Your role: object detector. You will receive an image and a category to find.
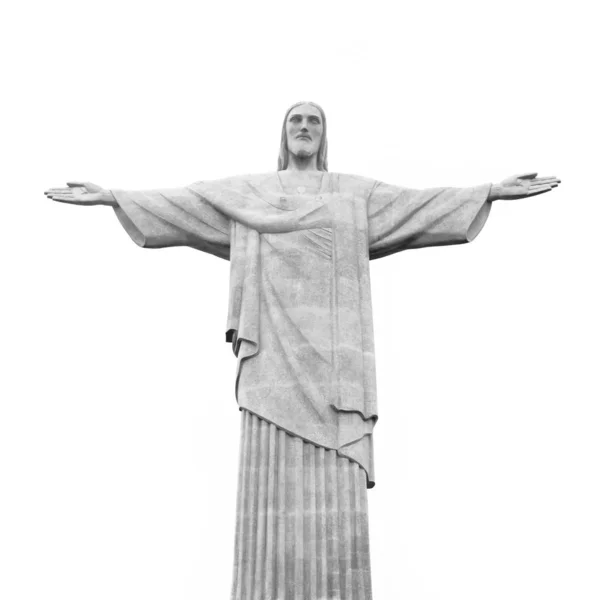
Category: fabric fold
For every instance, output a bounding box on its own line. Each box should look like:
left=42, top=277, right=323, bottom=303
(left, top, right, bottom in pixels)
left=111, top=172, right=493, bottom=490
left=232, top=410, right=372, bottom=600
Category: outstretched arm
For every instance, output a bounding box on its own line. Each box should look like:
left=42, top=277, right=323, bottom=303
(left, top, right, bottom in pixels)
left=368, top=181, right=492, bottom=259
left=367, top=172, right=561, bottom=259
left=45, top=181, right=231, bottom=260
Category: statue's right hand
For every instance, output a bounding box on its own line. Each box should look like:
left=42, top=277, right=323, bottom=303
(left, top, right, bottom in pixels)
left=44, top=182, right=116, bottom=206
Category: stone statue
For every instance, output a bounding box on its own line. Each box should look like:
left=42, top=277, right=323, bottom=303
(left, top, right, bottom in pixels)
left=45, top=101, right=560, bottom=600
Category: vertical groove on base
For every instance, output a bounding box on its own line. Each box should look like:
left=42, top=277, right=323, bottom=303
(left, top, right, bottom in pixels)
left=231, top=410, right=372, bottom=600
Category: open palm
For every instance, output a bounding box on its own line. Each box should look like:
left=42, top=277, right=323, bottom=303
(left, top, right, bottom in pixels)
left=496, top=172, right=561, bottom=200
left=44, top=182, right=115, bottom=206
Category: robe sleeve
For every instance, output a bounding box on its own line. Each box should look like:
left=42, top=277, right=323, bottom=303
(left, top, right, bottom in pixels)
left=367, top=181, right=492, bottom=260
left=111, top=187, right=230, bottom=260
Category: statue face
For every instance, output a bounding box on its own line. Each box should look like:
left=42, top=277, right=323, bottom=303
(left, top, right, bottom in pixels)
left=285, top=103, right=323, bottom=161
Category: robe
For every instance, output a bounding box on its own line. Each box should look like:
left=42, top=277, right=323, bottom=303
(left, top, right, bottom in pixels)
left=112, top=172, right=492, bottom=489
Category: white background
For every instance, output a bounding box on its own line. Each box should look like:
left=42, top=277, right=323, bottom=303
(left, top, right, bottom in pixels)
left=2, top=1, right=599, bottom=599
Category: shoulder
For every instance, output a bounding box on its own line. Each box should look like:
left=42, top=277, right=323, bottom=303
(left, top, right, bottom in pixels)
left=190, top=172, right=276, bottom=188
left=237, top=172, right=277, bottom=186
left=329, top=172, right=380, bottom=196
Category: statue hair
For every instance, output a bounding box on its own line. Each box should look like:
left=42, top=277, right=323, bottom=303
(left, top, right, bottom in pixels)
left=278, top=101, right=328, bottom=172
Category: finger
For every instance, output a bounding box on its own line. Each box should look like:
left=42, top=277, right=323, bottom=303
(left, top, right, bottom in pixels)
left=44, top=192, right=75, bottom=198
left=45, top=187, right=72, bottom=194
left=532, top=176, right=560, bottom=184
left=530, top=180, right=560, bottom=189
left=516, top=172, right=538, bottom=180
left=526, top=185, right=552, bottom=197
left=529, top=181, right=558, bottom=190
left=51, top=194, right=83, bottom=202
left=46, top=193, right=75, bottom=199
left=532, top=180, right=560, bottom=188
left=51, top=197, right=82, bottom=205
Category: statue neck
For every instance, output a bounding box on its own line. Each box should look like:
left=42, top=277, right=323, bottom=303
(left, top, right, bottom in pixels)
left=285, top=151, right=318, bottom=172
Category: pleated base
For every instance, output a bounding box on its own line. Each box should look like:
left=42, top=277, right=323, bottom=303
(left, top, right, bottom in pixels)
left=231, top=410, right=373, bottom=600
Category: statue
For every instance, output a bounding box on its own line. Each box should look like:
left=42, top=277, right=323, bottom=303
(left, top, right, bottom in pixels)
left=45, top=101, right=560, bottom=600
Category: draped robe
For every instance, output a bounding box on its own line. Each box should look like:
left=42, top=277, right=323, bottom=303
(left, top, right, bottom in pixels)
left=112, top=172, right=492, bottom=489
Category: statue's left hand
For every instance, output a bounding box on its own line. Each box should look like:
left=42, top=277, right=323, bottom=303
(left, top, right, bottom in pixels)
left=44, top=181, right=116, bottom=206
left=490, top=172, right=561, bottom=201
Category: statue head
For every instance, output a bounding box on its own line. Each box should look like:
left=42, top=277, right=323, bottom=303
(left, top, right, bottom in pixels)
left=278, top=102, right=328, bottom=171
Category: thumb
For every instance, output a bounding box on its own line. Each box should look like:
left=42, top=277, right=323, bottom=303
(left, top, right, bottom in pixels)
left=67, top=181, right=102, bottom=192
left=515, top=172, right=538, bottom=180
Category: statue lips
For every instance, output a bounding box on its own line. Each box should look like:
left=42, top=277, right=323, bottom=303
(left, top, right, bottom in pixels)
left=296, top=134, right=311, bottom=141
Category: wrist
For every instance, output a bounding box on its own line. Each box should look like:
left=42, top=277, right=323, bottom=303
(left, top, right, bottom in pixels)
left=102, top=190, right=118, bottom=207
left=488, top=184, right=502, bottom=202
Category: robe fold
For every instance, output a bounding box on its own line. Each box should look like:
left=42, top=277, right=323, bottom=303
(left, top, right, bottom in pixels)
left=112, top=172, right=492, bottom=488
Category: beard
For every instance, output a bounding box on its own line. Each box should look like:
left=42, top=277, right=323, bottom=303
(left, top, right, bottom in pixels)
left=286, top=138, right=320, bottom=166
left=294, top=148, right=314, bottom=158
left=289, top=140, right=318, bottom=160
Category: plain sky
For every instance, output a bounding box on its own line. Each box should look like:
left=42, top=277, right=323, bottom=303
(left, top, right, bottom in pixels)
left=2, top=1, right=599, bottom=599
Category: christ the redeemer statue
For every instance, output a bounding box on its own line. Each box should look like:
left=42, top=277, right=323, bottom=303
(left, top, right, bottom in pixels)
left=46, top=102, right=560, bottom=600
